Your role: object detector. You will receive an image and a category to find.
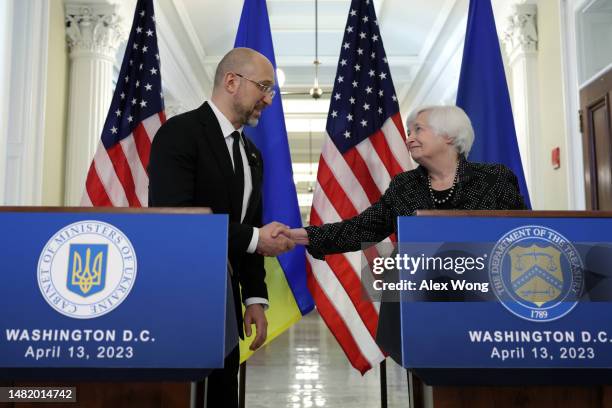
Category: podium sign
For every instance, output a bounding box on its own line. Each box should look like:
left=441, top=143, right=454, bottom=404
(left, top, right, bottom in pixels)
left=397, top=214, right=612, bottom=375
left=0, top=209, right=228, bottom=377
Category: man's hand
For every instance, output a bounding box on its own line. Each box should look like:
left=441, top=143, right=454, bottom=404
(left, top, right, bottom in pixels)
left=244, top=304, right=268, bottom=351
left=257, top=221, right=295, bottom=256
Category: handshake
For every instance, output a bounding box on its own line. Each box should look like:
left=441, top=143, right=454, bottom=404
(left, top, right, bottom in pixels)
left=255, top=222, right=310, bottom=257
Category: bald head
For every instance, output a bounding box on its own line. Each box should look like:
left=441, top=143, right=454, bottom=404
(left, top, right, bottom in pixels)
left=213, top=48, right=273, bottom=90
left=210, top=47, right=275, bottom=129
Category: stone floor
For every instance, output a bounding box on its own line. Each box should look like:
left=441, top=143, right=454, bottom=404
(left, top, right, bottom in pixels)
left=245, top=311, right=410, bottom=408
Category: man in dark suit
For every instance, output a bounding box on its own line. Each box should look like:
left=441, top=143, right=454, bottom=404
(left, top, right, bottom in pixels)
left=148, top=47, right=294, bottom=407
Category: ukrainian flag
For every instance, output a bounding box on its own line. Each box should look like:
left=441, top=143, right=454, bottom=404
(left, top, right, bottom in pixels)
left=234, top=0, right=314, bottom=362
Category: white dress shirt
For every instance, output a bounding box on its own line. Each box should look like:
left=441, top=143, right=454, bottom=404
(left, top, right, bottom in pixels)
left=208, top=101, right=267, bottom=309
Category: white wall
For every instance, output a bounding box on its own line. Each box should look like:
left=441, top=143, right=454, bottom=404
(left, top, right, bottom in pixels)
left=0, top=0, right=13, bottom=203
left=532, top=0, right=570, bottom=210
left=42, top=0, right=69, bottom=205
left=3, top=0, right=49, bottom=205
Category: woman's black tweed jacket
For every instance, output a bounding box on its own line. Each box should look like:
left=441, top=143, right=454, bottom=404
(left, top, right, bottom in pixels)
left=305, top=156, right=527, bottom=260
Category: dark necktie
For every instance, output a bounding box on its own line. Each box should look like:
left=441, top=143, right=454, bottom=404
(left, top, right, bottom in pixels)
left=231, top=131, right=244, bottom=221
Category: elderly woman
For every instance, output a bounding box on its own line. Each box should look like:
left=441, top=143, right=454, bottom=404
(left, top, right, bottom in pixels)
left=288, top=105, right=526, bottom=256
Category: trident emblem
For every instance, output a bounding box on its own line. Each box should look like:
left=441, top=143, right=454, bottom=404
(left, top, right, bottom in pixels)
left=67, top=244, right=108, bottom=297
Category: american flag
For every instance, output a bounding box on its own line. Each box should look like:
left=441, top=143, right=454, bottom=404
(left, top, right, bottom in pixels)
left=307, top=0, right=411, bottom=374
left=82, top=0, right=165, bottom=207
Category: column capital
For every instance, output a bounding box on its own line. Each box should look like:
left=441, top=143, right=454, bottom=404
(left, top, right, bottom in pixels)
left=65, top=2, right=125, bottom=60
left=164, top=102, right=188, bottom=119
left=503, top=3, right=538, bottom=57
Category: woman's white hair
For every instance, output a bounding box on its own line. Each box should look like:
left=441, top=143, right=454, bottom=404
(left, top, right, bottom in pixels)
left=406, top=105, right=474, bottom=156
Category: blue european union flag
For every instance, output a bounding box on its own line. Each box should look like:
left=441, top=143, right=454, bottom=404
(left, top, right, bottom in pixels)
left=456, top=0, right=532, bottom=208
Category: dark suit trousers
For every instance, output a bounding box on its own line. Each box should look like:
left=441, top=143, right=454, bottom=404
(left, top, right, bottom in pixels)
left=205, top=345, right=239, bottom=408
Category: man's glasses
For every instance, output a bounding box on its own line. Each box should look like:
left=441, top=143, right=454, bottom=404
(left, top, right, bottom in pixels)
left=234, top=72, right=276, bottom=99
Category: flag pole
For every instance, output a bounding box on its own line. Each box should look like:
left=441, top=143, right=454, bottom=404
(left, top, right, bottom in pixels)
left=239, top=361, right=247, bottom=408
left=407, top=370, right=425, bottom=408
left=380, top=360, right=388, bottom=408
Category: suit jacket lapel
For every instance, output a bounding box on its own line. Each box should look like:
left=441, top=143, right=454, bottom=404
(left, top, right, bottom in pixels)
left=453, top=158, right=489, bottom=210
left=196, top=102, right=236, bottom=210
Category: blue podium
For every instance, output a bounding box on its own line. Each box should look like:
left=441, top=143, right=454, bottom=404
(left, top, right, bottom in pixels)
left=394, top=211, right=612, bottom=408
left=0, top=207, right=232, bottom=407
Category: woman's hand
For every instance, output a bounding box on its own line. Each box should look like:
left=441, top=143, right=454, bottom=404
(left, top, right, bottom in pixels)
left=270, top=226, right=310, bottom=245
left=287, top=228, right=310, bottom=245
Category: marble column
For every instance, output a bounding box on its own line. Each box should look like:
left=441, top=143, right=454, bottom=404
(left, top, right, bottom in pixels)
left=503, top=2, right=539, bottom=207
left=64, top=1, right=124, bottom=205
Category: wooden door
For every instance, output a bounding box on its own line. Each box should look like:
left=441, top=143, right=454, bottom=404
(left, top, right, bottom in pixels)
left=580, top=67, right=612, bottom=210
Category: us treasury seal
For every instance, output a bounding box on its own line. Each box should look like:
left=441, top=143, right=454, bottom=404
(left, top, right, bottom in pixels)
left=37, top=220, right=137, bottom=319
left=489, top=225, right=583, bottom=322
